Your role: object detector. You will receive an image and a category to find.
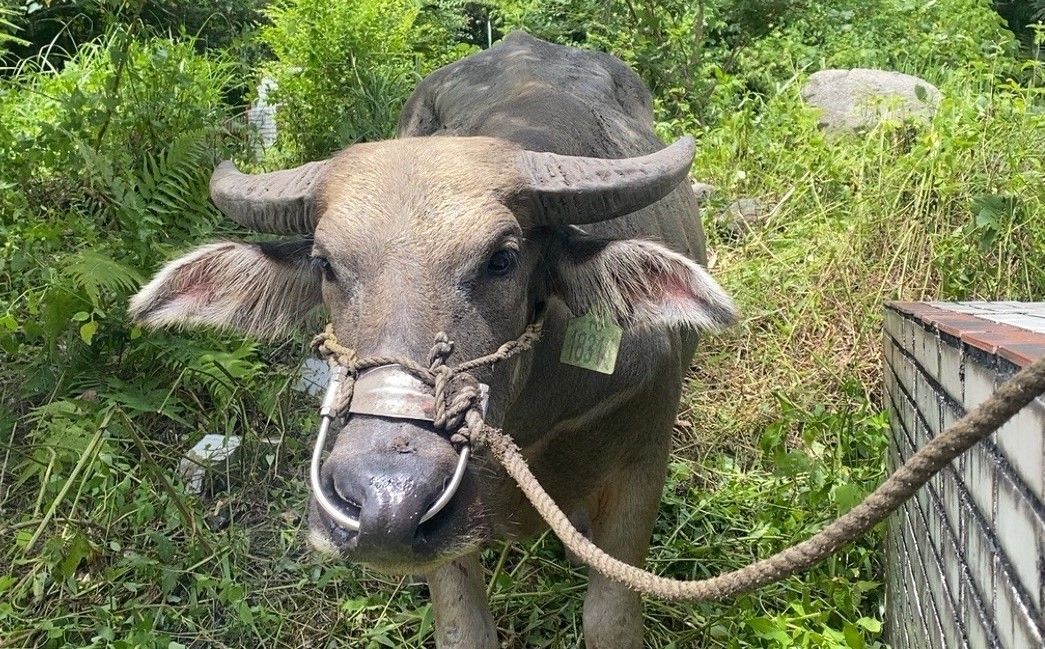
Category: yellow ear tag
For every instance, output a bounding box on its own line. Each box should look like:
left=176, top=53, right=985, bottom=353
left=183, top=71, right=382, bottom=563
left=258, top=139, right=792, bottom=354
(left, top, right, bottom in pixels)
left=559, top=308, right=623, bottom=375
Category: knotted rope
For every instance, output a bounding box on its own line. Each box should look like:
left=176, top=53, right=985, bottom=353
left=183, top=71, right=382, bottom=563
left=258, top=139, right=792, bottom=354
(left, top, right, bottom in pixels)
left=311, top=322, right=544, bottom=443
left=312, top=323, right=1045, bottom=603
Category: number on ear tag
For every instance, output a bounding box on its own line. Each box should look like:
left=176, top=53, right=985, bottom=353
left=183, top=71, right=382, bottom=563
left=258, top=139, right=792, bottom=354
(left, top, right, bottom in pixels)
left=559, top=308, right=623, bottom=375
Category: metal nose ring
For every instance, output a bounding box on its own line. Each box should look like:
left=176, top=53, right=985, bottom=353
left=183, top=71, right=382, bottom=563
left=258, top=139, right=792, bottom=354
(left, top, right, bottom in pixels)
left=309, top=366, right=472, bottom=532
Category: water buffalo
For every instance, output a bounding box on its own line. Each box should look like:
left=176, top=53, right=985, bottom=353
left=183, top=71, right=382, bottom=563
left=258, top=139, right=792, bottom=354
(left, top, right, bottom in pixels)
left=131, top=32, right=735, bottom=648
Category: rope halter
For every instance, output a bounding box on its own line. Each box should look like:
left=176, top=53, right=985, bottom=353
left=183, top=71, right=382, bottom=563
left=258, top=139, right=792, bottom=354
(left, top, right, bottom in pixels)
left=308, top=321, right=543, bottom=532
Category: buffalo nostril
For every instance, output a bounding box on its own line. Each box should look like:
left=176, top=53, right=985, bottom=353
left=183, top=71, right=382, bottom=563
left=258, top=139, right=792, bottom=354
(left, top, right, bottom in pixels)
left=334, top=493, right=362, bottom=516
left=332, top=487, right=362, bottom=513
left=329, top=474, right=364, bottom=515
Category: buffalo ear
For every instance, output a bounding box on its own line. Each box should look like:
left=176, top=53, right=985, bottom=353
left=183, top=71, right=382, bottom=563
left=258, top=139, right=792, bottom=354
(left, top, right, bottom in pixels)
left=130, top=240, right=323, bottom=338
left=551, top=235, right=737, bottom=331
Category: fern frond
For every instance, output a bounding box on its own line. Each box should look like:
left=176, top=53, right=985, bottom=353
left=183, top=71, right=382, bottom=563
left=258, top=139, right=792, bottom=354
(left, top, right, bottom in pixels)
left=80, top=129, right=218, bottom=230
left=154, top=338, right=262, bottom=407
left=63, top=251, right=143, bottom=307
left=137, top=129, right=214, bottom=219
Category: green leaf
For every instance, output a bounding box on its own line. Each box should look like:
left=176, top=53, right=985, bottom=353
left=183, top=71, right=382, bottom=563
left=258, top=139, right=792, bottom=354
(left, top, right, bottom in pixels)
left=747, top=616, right=789, bottom=642
left=974, top=210, right=997, bottom=228
left=914, top=84, right=927, bottom=101
left=971, top=193, right=1015, bottom=228
left=413, top=604, right=434, bottom=641
left=79, top=320, right=98, bottom=345
left=59, top=533, right=93, bottom=579
left=833, top=482, right=866, bottom=514
left=843, top=623, right=865, bottom=649
left=0, top=575, right=17, bottom=594
left=856, top=617, right=883, bottom=633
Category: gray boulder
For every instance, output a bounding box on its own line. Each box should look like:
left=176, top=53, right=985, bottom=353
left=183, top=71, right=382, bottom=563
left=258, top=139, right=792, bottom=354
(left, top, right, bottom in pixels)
left=717, top=198, right=765, bottom=241
left=801, top=69, right=941, bottom=132
left=690, top=180, right=715, bottom=207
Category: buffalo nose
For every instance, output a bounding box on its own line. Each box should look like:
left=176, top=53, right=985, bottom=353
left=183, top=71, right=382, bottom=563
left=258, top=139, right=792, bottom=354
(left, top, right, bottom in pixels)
left=326, top=448, right=452, bottom=553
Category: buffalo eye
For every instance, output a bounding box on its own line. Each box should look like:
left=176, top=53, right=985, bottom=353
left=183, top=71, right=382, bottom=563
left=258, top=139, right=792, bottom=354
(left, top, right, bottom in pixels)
left=312, top=255, right=336, bottom=282
left=486, top=249, right=517, bottom=277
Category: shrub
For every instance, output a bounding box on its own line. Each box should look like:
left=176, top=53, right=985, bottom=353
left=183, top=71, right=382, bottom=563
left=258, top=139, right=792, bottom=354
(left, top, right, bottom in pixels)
left=0, top=31, right=246, bottom=404
left=1, top=0, right=265, bottom=65
left=259, top=0, right=479, bottom=162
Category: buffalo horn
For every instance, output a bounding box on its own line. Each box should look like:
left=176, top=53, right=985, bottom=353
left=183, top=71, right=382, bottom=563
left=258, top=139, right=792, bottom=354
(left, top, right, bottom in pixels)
left=512, top=137, right=696, bottom=225
left=209, top=159, right=331, bottom=234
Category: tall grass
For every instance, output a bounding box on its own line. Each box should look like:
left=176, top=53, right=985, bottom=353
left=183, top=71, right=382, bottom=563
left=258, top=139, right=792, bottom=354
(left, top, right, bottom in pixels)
left=683, top=64, right=1043, bottom=460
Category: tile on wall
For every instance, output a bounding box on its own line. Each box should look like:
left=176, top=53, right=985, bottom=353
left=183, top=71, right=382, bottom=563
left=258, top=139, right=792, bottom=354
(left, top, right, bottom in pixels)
left=914, top=325, right=942, bottom=385
left=994, top=400, right=1045, bottom=505
left=963, top=445, right=996, bottom=529
left=938, top=341, right=964, bottom=404
left=884, top=303, right=1044, bottom=647
left=995, top=472, right=1042, bottom=611
left=964, top=358, right=998, bottom=413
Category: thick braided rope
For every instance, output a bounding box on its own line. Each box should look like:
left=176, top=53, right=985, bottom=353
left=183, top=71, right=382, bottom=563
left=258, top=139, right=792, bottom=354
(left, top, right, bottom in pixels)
left=472, top=354, right=1045, bottom=602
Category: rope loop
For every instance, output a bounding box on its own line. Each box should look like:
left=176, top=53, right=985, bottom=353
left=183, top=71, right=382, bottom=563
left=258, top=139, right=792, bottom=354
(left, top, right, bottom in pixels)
left=312, top=324, right=357, bottom=369
left=313, top=321, right=541, bottom=441
left=428, top=332, right=454, bottom=370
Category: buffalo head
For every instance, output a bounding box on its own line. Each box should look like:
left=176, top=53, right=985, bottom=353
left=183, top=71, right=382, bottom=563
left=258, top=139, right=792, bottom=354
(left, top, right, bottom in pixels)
left=130, top=135, right=735, bottom=572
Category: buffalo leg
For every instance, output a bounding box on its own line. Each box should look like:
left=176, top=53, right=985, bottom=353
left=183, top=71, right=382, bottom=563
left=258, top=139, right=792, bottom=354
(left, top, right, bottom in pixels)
left=582, top=446, right=670, bottom=649
left=428, top=552, right=498, bottom=649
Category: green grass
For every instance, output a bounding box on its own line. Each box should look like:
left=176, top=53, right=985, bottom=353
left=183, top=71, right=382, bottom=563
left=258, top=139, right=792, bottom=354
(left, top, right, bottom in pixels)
left=0, top=388, right=890, bottom=649
left=2, top=1, right=1043, bottom=647
left=684, top=62, right=1043, bottom=457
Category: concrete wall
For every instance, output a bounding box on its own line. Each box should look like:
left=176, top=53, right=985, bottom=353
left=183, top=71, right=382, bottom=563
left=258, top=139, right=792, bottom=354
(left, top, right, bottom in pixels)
left=883, top=301, right=1045, bottom=648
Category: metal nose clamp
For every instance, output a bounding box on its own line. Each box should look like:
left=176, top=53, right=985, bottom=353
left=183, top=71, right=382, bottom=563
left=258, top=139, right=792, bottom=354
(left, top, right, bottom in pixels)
left=309, top=365, right=484, bottom=532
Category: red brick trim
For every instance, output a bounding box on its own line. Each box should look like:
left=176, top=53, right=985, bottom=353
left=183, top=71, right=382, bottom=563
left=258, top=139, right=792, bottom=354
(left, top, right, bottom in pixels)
left=887, top=302, right=1045, bottom=368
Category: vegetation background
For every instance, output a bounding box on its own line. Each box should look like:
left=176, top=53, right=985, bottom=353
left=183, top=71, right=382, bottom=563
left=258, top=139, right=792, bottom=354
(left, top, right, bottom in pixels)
left=0, top=1, right=1041, bottom=647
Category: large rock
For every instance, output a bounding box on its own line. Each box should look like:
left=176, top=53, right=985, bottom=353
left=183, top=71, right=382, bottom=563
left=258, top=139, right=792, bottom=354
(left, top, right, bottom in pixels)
left=801, top=69, right=941, bottom=132
left=690, top=180, right=715, bottom=207
left=716, top=198, right=765, bottom=241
